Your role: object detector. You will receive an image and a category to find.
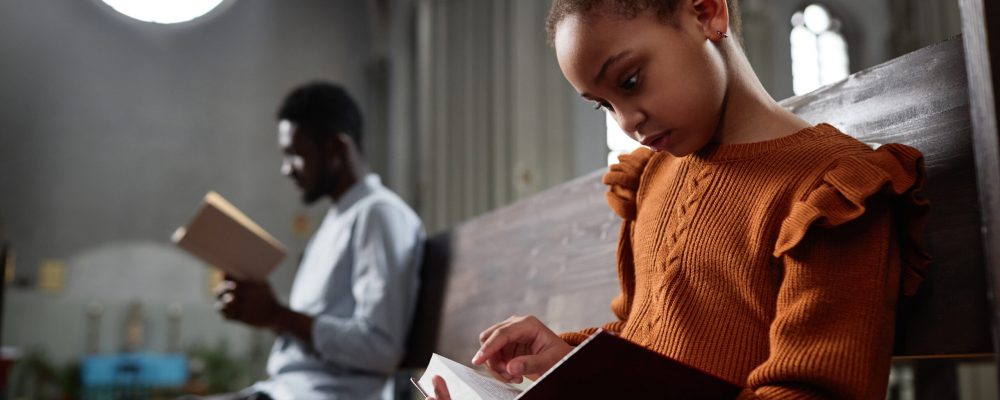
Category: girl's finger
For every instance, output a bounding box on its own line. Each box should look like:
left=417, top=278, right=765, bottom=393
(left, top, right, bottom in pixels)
left=474, top=321, right=535, bottom=365
left=478, top=319, right=511, bottom=344
left=432, top=375, right=450, bottom=400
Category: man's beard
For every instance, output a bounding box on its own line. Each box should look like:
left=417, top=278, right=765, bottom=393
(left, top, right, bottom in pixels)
left=301, top=173, right=335, bottom=205
left=301, top=188, right=324, bottom=205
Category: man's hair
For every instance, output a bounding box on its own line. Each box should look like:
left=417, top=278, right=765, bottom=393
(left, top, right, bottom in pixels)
left=545, top=0, right=742, bottom=46
left=276, top=81, right=364, bottom=154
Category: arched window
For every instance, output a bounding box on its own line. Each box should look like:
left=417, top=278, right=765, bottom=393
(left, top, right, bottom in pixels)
left=606, top=113, right=641, bottom=166
left=99, top=0, right=230, bottom=24
left=790, top=4, right=849, bottom=95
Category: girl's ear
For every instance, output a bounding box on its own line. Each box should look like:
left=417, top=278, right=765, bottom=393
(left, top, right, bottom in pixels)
left=691, top=0, right=730, bottom=41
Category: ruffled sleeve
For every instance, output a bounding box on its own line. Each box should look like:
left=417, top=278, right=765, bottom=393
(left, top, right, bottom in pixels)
left=603, top=147, right=655, bottom=220
left=773, top=143, right=931, bottom=295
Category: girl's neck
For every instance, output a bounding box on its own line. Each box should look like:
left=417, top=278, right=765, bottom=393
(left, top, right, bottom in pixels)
left=712, top=42, right=811, bottom=145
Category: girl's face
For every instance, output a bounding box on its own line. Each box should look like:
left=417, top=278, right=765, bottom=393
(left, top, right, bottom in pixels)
left=554, top=6, right=728, bottom=156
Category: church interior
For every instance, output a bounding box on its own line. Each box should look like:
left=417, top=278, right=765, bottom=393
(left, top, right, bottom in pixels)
left=1, top=0, right=998, bottom=399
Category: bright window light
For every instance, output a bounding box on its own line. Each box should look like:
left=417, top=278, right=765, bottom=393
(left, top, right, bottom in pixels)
left=101, top=0, right=227, bottom=24
left=802, top=4, right=831, bottom=33
left=606, top=113, right=641, bottom=166
left=790, top=4, right=849, bottom=95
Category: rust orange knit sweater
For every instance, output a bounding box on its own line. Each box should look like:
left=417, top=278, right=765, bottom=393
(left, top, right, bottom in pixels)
left=559, top=124, right=930, bottom=399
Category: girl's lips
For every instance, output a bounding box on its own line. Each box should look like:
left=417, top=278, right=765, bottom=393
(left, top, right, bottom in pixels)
left=643, top=132, right=670, bottom=152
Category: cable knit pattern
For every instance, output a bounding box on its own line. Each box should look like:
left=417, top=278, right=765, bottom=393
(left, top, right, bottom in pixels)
left=560, top=124, right=930, bottom=399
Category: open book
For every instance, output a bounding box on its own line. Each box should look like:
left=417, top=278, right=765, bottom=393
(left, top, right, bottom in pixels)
left=413, top=330, right=743, bottom=399
left=172, top=191, right=286, bottom=282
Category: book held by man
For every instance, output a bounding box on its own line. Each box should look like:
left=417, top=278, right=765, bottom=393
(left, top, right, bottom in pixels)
left=172, top=191, right=286, bottom=282
left=413, top=329, right=743, bottom=399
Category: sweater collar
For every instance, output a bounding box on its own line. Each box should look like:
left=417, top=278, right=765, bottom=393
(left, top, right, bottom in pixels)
left=691, top=123, right=837, bottom=163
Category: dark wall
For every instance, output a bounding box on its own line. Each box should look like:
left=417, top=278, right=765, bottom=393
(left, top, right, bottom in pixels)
left=0, top=0, right=373, bottom=285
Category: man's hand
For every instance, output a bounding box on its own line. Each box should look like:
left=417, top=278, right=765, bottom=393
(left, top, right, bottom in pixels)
left=215, top=278, right=285, bottom=329
left=472, top=315, right=572, bottom=384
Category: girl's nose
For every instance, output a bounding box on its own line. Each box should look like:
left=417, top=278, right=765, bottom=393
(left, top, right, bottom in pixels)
left=616, top=107, right=646, bottom=137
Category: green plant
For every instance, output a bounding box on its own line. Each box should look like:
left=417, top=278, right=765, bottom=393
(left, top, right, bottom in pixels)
left=184, top=341, right=245, bottom=394
left=7, top=349, right=79, bottom=400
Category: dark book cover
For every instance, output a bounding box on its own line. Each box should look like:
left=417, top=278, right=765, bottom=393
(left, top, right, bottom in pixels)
left=519, top=330, right=743, bottom=399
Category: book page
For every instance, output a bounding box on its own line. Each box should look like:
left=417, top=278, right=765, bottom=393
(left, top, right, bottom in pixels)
left=416, top=354, right=522, bottom=400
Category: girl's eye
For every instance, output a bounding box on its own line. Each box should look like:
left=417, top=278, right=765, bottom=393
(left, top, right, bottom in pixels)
left=620, top=73, right=639, bottom=91
left=594, top=101, right=614, bottom=112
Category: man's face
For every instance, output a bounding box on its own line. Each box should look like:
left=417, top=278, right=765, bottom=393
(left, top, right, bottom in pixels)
left=278, top=120, right=331, bottom=204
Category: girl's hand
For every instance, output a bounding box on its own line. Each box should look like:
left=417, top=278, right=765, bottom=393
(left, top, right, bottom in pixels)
left=472, top=315, right=573, bottom=383
left=427, top=375, right=451, bottom=400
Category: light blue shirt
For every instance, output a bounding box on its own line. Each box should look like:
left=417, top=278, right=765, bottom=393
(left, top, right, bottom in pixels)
left=254, top=174, right=424, bottom=400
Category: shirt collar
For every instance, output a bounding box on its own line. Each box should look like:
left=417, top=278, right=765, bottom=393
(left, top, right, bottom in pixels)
left=332, top=173, right=380, bottom=213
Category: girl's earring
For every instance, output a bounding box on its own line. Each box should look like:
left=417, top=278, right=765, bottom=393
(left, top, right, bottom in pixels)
left=717, top=30, right=729, bottom=39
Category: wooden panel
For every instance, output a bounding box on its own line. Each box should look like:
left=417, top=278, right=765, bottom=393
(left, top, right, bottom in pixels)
left=431, top=169, right=620, bottom=364
left=782, top=37, right=993, bottom=358
left=0, top=241, right=6, bottom=345
left=405, top=36, right=992, bottom=367
left=401, top=171, right=619, bottom=368
left=959, top=0, right=1000, bottom=373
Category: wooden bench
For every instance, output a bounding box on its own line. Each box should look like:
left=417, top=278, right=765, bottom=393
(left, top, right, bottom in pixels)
left=400, top=35, right=997, bottom=383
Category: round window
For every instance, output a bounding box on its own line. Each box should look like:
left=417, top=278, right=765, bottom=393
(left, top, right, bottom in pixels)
left=99, top=0, right=231, bottom=25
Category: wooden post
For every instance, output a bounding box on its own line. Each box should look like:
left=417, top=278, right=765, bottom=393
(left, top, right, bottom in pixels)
left=0, top=242, right=5, bottom=346
left=958, top=0, right=1000, bottom=383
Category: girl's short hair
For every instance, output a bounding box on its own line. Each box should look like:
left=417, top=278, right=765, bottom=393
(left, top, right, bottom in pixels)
left=545, top=0, right=742, bottom=46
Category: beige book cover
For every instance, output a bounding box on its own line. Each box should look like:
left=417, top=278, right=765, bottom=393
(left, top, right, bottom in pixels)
left=172, top=191, right=286, bottom=282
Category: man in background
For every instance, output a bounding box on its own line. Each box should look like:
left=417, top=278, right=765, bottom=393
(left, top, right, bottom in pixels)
left=211, top=82, right=424, bottom=400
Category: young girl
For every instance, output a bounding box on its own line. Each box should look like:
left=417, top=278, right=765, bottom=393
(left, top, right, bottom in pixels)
left=430, top=0, right=929, bottom=398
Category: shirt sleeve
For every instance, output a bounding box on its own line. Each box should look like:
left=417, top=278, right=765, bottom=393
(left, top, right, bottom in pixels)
left=310, top=202, right=424, bottom=374
left=745, top=197, right=900, bottom=399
